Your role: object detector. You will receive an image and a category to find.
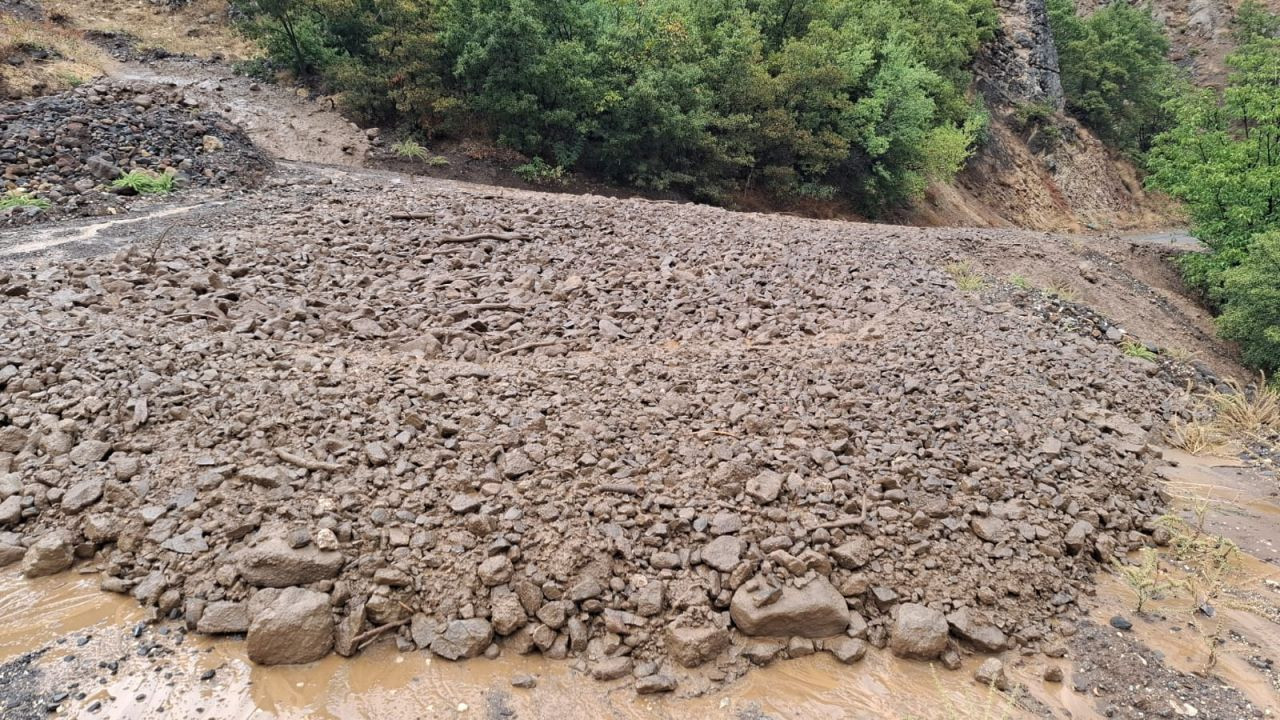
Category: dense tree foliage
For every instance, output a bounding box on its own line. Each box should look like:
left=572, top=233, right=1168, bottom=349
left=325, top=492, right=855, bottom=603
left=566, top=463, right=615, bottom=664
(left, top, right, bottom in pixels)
left=232, top=0, right=996, bottom=212
left=1047, top=0, right=1175, bottom=154
left=1146, top=1, right=1280, bottom=373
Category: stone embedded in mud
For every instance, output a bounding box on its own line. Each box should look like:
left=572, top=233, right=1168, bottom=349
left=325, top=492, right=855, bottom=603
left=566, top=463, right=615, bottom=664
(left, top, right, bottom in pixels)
left=478, top=555, right=513, bottom=587
left=829, top=537, right=872, bottom=570
left=824, top=637, right=868, bottom=664
left=0, top=495, right=21, bottom=527
left=0, top=543, right=24, bottom=567
left=68, top=440, right=111, bottom=466
left=237, top=465, right=285, bottom=489
left=730, top=576, right=849, bottom=638
left=430, top=619, right=493, bottom=660
left=60, top=478, right=103, bottom=514
left=590, top=656, right=633, bottom=681
left=22, top=532, right=73, bottom=578
left=197, top=601, right=250, bottom=634
left=946, top=607, right=1007, bottom=652
left=490, top=592, right=528, bottom=636
left=236, top=537, right=344, bottom=587
left=890, top=603, right=950, bottom=660
left=635, top=673, right=677, bottom=694
left=742, top=639, right=787, bottom=666
left=247, top=587, right=334, bottom=665
left=746, top=470, right=783, bottom=503
left=665, top=625, right=730, bottom=668
left=974, top=658, right=1009, bottom=690
left=701, top=535, right=743, bottom=572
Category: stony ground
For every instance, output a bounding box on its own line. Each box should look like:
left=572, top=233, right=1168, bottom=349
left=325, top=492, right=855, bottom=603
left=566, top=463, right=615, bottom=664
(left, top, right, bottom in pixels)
left=0, top=146, right=1235, bottom=698
left=1, top=77, right=268, bottom=225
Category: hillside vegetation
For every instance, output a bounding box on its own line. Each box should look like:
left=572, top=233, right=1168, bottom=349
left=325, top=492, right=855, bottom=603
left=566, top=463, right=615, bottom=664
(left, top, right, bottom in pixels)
left=233, top=0, right=996, bottom=214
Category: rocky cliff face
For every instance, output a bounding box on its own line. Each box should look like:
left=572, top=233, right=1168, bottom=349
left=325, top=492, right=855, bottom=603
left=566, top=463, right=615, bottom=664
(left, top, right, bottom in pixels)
left=904, top=0, right=1171, bottom=232
left=976, top=0, right=1064, bottom=110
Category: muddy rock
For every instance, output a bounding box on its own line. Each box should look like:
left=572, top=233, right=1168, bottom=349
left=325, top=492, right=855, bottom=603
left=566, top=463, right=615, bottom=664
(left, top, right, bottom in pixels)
left=946, top=607, right=1007, bottom=652
left=635, top=673, right=677, bottom=694
left=890, top=603, right=950, bottom=660
left=236, top=537, right=344, bottom=587
left=590, top=656, right=633, bottom=681
left=665, top=625, right=730, bottom=668
left=0, top=542, right=24, bottom=567
left=197, top=601, right=250, bottom=634
left=974, top=657, right=1009, bottom=690
left=430, top=619, right=493, bottom=660
left=823, top=636, right=868, bottom=664
left=21, top=532, right=73, bottom=578
left=730, top=576, right=849, bottom=637
left=246, top=587, right=334, bottom=665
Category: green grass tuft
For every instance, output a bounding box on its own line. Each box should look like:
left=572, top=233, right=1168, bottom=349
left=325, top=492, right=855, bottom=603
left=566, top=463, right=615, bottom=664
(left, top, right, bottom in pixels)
left=392, top=138, right=429, bottom=160
left=111, top=170, right=175, bottom=195
left=0, top=189, right=52, bottom=212
left=1122, top=340, right=1159, bottom=362
left=944, top=261, right=987, bottom=292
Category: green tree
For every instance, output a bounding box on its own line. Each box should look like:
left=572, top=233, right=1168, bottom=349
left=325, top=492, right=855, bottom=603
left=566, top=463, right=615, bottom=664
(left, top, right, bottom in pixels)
left=1048, top=0, right=1175, bottom=153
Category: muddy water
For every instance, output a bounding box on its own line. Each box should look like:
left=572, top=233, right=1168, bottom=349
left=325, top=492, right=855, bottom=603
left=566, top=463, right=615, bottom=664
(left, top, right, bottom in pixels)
left=0, top=569, right=1058, bottom=720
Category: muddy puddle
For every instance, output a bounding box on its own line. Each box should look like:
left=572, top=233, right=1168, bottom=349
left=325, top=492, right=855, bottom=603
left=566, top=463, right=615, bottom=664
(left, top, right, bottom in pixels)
left=0, top=568, right=1064, bottom=720
left=3, top=447, right=1278, bottom=720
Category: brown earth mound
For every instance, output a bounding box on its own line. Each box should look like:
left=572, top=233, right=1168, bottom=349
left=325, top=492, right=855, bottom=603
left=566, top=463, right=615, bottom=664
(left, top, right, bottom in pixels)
left=0, top=171, right=1210, bottom=693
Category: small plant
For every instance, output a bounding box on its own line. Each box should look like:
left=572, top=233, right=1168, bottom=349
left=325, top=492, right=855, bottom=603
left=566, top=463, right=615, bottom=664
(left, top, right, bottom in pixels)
left=1165, top=347, right=1200, bottom=364
left=0, top=189, right=52, bottom=212
left=1008, top=274, right=1033, bottom=290
left=1045, top=282, right=1078, bottom=302
left=1114, top=548, right=1171, bottom=613
left=392, top=138, right=429, bottom=160
left=514, top=157, right=566, bottom=185
left=427, top=155, right=450, bottom=167
left=1165, top=419, right=1226, bottom=455
left=944, top=261, right=987, bottom=291
left=1122, top=341, right=1159, bottom=362
left=111, top=169, right=174, bottom=195
left=1013, top=102, right=1055, bottom=129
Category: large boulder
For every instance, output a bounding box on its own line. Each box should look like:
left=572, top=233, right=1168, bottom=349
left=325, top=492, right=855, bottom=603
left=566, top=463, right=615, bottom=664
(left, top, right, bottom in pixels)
left=246, top=587, right=334, bottom=665
left=890, top=603, right=949, bottom=660
left=665, top=625, right=730, bottom=668
left=236, top=537, right=344, bottom=587
left=730, top=576, right=849, bottom=637
left=22, top=532, right=73, bottom=578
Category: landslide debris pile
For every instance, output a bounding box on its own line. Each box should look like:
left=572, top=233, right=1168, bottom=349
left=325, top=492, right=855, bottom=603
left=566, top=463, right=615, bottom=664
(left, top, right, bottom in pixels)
left=0, top=79, right=268, bottom=225
left=0, top=178, right=1189, bottom=691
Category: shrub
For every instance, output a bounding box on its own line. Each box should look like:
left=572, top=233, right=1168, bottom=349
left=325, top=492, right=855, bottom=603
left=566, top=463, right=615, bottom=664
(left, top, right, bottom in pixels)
left=514, top=158, right=566, bottom=185
left=392, top=138, right=428, bottom=160
left=0, top=189, right=51, bottom=211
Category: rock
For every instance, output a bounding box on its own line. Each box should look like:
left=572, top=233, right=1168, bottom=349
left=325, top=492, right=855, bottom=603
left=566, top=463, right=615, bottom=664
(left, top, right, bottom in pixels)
left=510, top=673, right=537, bottom=689
left=0, top=427, right=26, bottom=453
left=0, top=496, right=21, bottom=526
left=590, top=656, right=633, bottom=681
left=68, top=440, right=111, bottom=466
left=490, top=593, right=528, bottom=636
left=890, top=603, right=949, bottom=660
left=742, top=639, right=786, bottom=665
left=334, top=602, right=367, bottom=656
left=246, top=587, right=334, bottom=665
left=1044, top=665, right=1064, bottom=683
left=430, top=619, right=493, bottom=660
left=85, top=154, right=121, bottom=181
left=22, top=532, right=73, bottom=578
left=0, top=474, right=20, bottom=500
left=0, top=543, right=24, bottom=567
left=1109, top=615, right=1132, bottom=631
left=202, top=135, right=224, bottom=153
left=448, top=493, right=482, bottom=514
left=1065, top=520, right=1093, bottom=555
left=824, top=637, right=868, bottom=664
left=830, top=536, right=871, bottom=569
left=478, top=555, right=513, bottom=586
left=60, top=478, right=104, bottom=513
left=730, top=576, right=849, bottom=637
left=701, top=535, right=743, bottom=572
left=786, top=636, right=815, bottom=657
left=635, top=673, right=677, bottom=694
left=665, top=625, right=730, bottom=668
left=970, top=516, right=1005, bottom=543
left=946, top=607, right=1007, bottom=652
left=237, top=465, right=285, bottom=488
left=746, top=470, right=783, bottom=503
left=197, top=601, right=250, bottom=634
left=236, top=537, right=344, bottom=587
left=974, top=658, right=1009, bottom=690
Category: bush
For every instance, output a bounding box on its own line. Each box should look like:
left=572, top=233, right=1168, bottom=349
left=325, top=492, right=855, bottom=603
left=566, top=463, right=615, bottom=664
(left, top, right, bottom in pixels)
left=1216, top=232, right=1280, bottom=373
left=111, top=170, right=175, bottom=195
left=232, top=0, right=998, bottom=215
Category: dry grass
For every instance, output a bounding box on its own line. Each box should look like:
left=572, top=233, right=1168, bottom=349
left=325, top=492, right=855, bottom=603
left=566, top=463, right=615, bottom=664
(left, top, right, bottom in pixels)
left=0, top=15, right=112, bottom=97
left=1045, top=282, right=1078, bottom=302
left=1165, top=419, right=1227, bottom=455
left=1203, top=373, right=1279, bottom=440
left=44, top=0, right=256, bottom=59
left=944, top=261, right=987, bottom=292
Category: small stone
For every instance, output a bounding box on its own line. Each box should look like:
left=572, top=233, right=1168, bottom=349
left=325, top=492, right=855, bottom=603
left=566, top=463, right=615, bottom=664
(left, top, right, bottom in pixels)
left=665, top=626, right=730, bottom=668
left=1109, top=615, right=1132, bottom=631
left=510, top=673, right=537, bottom=689
left=478, top=555, right=513, bottom=586
left=890, top=603, right=949, bottom=660
left=22, top=532, right=73, bottom=578
left=68, top=440, right=111, bottom=466
left=825, top=637, right=868, bottom=664
left=701, top=535, right=743, bottom=572
left=1044, top=665, right=1064, bottom=683
left=590, top=656, right=633, bottom=681
left=197, top=602, right=249, bottom=634
left=746, top=470, right=783, bottom=503
left=974, top=658, right=1009, bottom=691
left=430, top=619, right=493, bottom=660
left=635, top=673, right=677, bottom=694
left=449, top=494, right=482, bottom=514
